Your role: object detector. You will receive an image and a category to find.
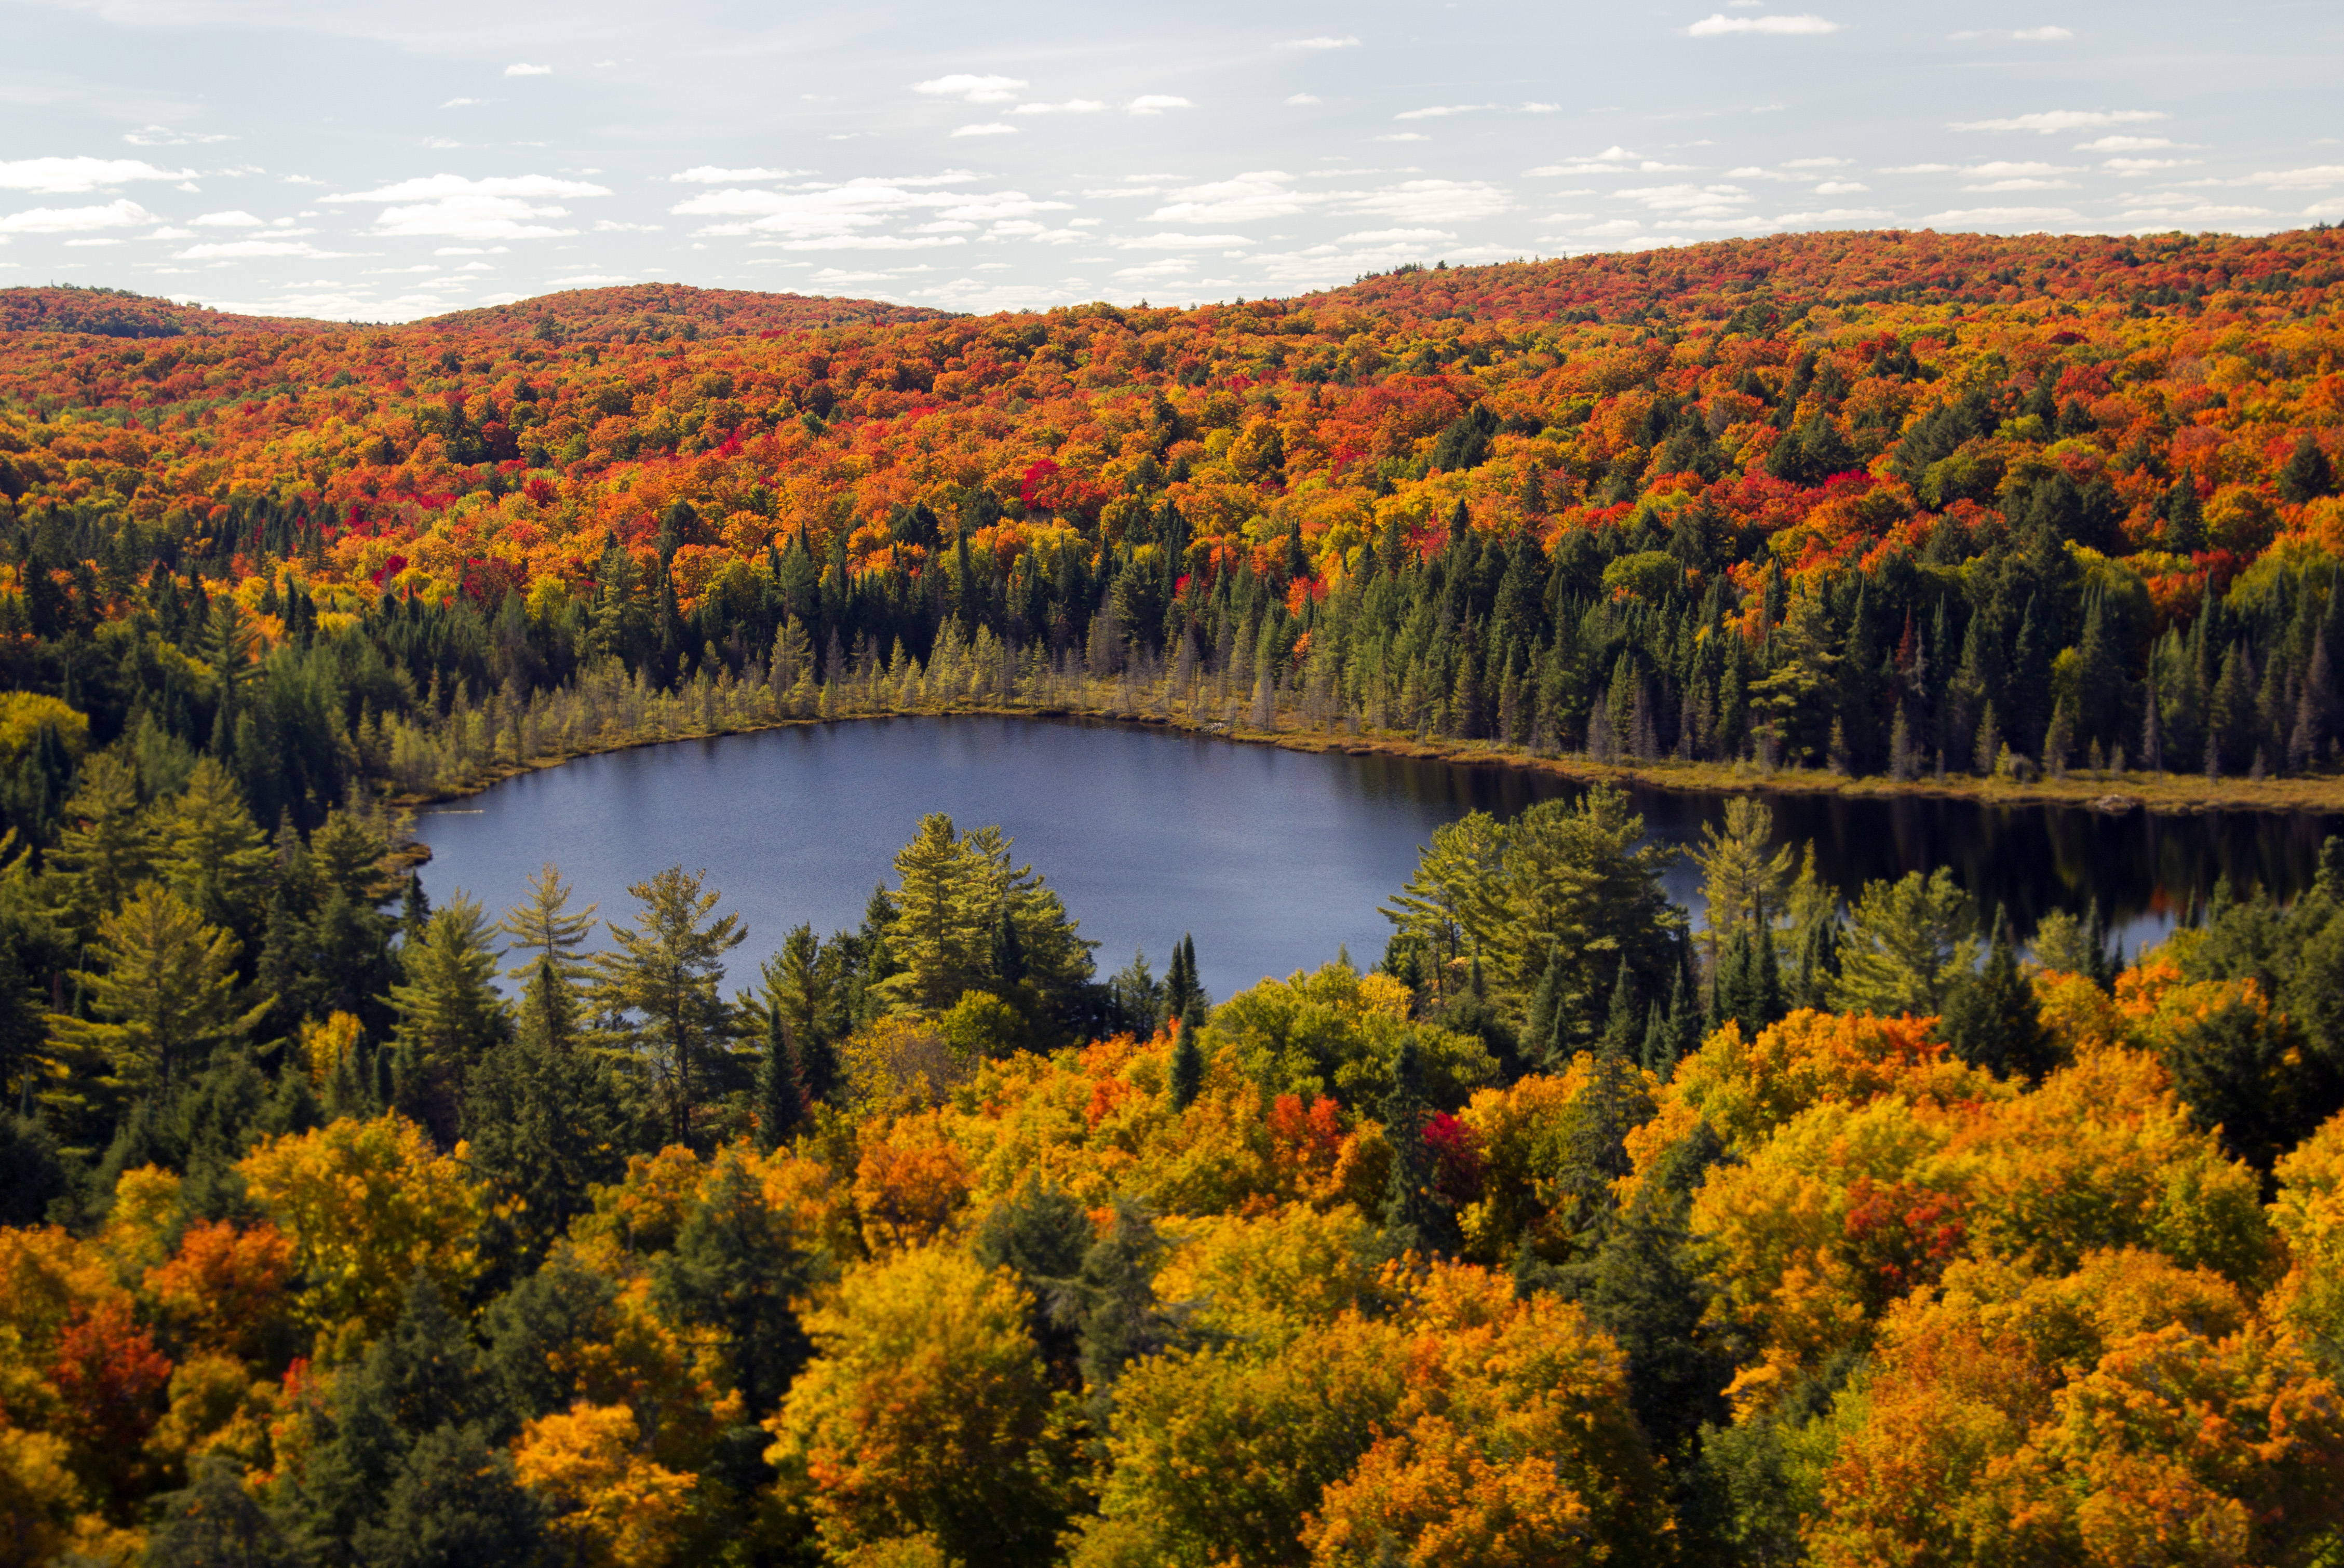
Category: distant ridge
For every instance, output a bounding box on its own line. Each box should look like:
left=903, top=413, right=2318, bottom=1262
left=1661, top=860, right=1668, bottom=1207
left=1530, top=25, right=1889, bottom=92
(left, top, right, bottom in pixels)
left=0, top=281, right=946, bottom=343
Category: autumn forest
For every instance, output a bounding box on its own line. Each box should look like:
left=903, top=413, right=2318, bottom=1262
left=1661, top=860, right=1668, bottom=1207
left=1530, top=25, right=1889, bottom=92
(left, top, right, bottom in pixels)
left=3, top=227, right=2344, bottom=1567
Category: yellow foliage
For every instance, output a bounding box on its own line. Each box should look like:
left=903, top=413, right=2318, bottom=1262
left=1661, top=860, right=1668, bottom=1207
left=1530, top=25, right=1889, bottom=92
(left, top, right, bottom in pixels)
left=839, top=1015, right=971, bottom=1113
left=235, top=1113, right=487, bottom=1340
left=298, top=1011, right=365, bottom=1086
left=852, top=1112, right=973, bottom=1253
left=1155, top=1205, right=1390, bottom=1349
left=97, top=1166, right=182, bottom=1279
left=2269, top=1110, right=2344, bottom=1347
left=0, top=1226, right=125, bottom=1363
left=513, top=1401, right=699, bottom=1568
left=0, top=1423, right=101, bottom=1568
left=0, top=692, right=88, bottom=768
left=144, top=1354, right=279, bottom=1478
left=573, top=1145, right=706, bottom=1263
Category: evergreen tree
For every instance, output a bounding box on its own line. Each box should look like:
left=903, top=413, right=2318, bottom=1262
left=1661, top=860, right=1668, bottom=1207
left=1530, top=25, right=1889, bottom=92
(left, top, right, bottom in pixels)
left=655, top=1148, right=819, bottom=1419
left=1380, top=1034, right=1461, bottom=1255
left=753, top=990, right=807, bottom=1153
left=591, top=866, right=747, bottom=1147
left=386, top=893, right=507, bottom=1144
left=1169, top=999, right=1206, bottom=1110
left=1938, top=907, right=2054, bottom=1079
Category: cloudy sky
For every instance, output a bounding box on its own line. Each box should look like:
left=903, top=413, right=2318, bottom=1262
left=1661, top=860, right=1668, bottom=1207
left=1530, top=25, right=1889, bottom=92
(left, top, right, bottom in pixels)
left=0, top=0, right=2338, bottom=321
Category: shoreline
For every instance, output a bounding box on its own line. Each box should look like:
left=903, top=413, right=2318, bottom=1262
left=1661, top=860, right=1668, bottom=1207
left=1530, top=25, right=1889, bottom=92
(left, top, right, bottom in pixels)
left=384, top=697, right=2344, bottom=872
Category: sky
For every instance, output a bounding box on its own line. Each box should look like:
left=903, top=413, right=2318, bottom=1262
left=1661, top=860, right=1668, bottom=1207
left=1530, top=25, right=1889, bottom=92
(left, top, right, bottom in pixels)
left=0, top=0, right=2339, bottom=322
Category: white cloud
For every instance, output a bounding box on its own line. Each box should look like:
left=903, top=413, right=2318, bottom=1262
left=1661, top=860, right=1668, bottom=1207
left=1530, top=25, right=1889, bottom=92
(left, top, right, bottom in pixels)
left=1373, top=133, right=1431, bottom=143
left=1776, top=206, right=1895, bottom=223
left=1953, top=109, right=2163, bottom=133
left=1129, top=95, right=1195, bottom=115
left=951, top=123, right=1018, bottom=137
left=2243, top=165, right=2344, bottom=188
left=1813, top=180, right=1869, bottom=194
left=63, top=238, right=122, bottom=247
left=1617, top=183, right=1758, bottom=218
left=175, top=239, right=357, bottom=259
left=1784, top=156, right=1847, bottom=168
left=0, top=199, right=156, bottom=234
left=442, top=97, right=481, bottom=107
left=547, top=274, right=632, bottom=287
left=1279, top=35, right=1360, bottom=48
left=193, top=209, right=263, bottom=226
left=1285, top=93, right=1322, bottom=106
left=1141, top=169, right=1505, bottom=226
left=1396, top=104, right=1492, bottom=119
left=1963, top=178, right=2074, bottom=191
left=1114, top=232, right=1255, bottom=249
left=1146, top=170, right=1311, bottom=222
left=1338, top=227, right=1453, bottom=242
left=753, top=234, right=966, bottom=251
left=504, top=62, right=552, bottom=76
left=1526, top=147, right=1694, bottom=174
left=146, top=225, right=195, bottom=238
left=1012, top=100, right=1104, bottom=114
left=2105, top=158, right=2199, bottom=174
left=421, top=137, right=461, bottom=150
left=1919, top=205, right=2082, bottom=224
left=670, top=167, right=804, bottom=183
left=0, top=156, right=191, bottom=194
left=1523, top=102, right=1561, bottom=113
left=2011, top=25, right=2072, bottom=39
left=1878, top=163, right=1959, bottom=173
left=913, top=74, right=1027, bottom=104
left=282, top=175, right=325, bottom=186
left=2120, top=203, right=2275, bottom=224
left=121, top=127, right=231, bottom=147
left=594, top=219, right=663, bottom=231
left=329, top=173, right=611, bottom=201
left=1687, top=12, right=1842, bottom=35
left=325, top=173, right=609, bottom=241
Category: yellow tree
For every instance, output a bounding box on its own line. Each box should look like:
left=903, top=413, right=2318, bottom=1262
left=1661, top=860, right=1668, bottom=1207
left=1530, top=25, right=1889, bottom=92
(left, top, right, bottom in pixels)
left=513, top=1402, right=697, bottom=1568
left=766, top=1246, right=1067, bottom=1564
left=235, top=1113, right=487, bottom=1342
left=49, top=882, right=265, bottom=1100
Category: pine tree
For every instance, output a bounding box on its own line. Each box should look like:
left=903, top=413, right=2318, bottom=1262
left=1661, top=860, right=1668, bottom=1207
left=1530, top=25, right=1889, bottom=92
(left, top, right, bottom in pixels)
left=592, top=867, right=746, bottom=1147
left=496, top=862, right=597, bottom=987
left=1169, top=999, right=1205, bottom=1110
left=754, top=994, right=807, bottom=1153
left=1938, top=907, right=2054, bottom=1079
left=387, top=893, right=507, bottom=1144
left=2163, top=476, right=2205, bottom=553
left=1380, top=1034, right=1460, bottom=1256
left=151, top=756, right=273, bottom=943
left=655, top=1148, right=818, bottom=1418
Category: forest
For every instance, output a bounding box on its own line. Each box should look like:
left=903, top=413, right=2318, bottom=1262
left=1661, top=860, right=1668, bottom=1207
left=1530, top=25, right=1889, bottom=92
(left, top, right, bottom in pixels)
left=1, top=229, right=2343, bottom=1565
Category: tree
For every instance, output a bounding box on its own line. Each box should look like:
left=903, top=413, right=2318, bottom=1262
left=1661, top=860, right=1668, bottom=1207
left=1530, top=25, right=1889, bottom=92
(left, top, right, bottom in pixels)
left=461, top=960, right=630, bottom=1267
left=1936, top=908, right=2053, bottom=1079
left=236, top=1113, right=487, bottom=1336
left=48, top=751, right=149, bottom=937
left=1829, top=869, right=1978, bottom=1018
left=497, top=862, right=597, bottom=989
left=656, top=1146, right=819, bottom=1419
left=511, top=1402, right=697, bottom=1568
left=768, top=1246, right=1069, bottom=1565
left=1381, top=1034, right=1462, bottom=1256
left=49, top=882, right=265, bottom=1102
left=1691, top=797, right=1795, bottom=974
left=148, top=1455, right=297, bottom=1568
left=2280, top=434, right=2336, bottom=505
left=592, top=867, right=746, bottom=1147
left=150, top=758, right=273, bottom=943
left=387, top=893, right=506, bottom=1140
left=1169, top=1003, right=1206, bottom=1110
left=762, top=925, right=842, bottom=1106
left=882, top=814, right=1094, bottom=1033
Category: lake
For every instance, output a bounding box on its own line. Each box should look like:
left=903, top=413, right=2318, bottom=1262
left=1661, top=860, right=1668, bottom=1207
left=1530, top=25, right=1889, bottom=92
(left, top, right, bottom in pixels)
left=413, top=717, right=2344, bottom=1002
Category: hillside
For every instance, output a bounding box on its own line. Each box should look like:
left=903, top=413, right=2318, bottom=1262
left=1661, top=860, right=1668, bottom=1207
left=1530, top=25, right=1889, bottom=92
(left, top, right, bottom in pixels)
left=0, top=284, right=360, bottom=339
left=414, top=282, right=949, bottom=343
left=2, top=225, right=2343, bottom=801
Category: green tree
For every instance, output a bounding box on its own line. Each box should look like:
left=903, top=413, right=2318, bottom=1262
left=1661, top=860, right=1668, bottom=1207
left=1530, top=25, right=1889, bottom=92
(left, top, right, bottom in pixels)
left=1829, top=869, right=1979, bottom=1018
left=150, top=757, right=273, bottom=943
left=592, top=866, right=746, bottom=1147
left=50, top=883, right=265, bottom=1101
left=881, top=815, right=1095, bottom=1033
left=1169, top=1002, right=1205, bottom=1110
left=496, top=862, right=597, bottom=987
left=461, top=958, right=630, bottom=1266
left=657, top=1145, right=820, bottom=1419
left=1689, top=797, right=1794, bottom=976
left=387, top=893, right=506, bottom=1142
left=47, top=750, right=150, bottom=937
left=1937, top=907, right=2055, bottom=1079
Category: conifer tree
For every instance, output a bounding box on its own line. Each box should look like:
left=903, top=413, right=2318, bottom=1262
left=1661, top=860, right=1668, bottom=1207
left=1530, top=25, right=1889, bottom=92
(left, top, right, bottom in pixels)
left=1939, top=907, right=2053, bottom=1079
left=1380, top=1033, right=1460, bottom=1256
left=592, top=866, right=745, bottom=1147
left=151, top=757, right=273, bottom=943
left=1169, top=999, right=1205, bottom=1110
left=655, top=1148, right=817, bottom=1418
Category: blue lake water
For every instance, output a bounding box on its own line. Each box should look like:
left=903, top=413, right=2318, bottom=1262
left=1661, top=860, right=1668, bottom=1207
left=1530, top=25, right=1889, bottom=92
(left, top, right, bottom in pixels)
left=413, top=716, right=2344, bottom=1001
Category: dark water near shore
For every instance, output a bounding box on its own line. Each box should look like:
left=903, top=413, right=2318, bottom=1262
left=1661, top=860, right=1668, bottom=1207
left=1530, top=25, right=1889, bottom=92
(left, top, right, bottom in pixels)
left=413, top=717, right=2344, bottom=1001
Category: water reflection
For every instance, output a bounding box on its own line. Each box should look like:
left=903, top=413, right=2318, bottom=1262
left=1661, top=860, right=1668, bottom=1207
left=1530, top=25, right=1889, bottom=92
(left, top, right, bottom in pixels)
left=414, top=716, right=2340, bottom=1001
